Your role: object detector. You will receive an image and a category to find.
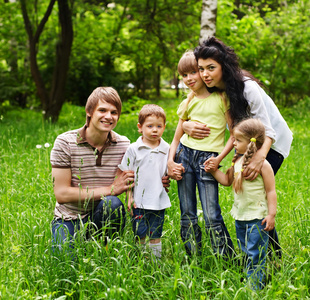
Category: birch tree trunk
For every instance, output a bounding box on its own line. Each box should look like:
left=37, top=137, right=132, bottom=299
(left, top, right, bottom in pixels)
left=199, top=0, right=217, bottom=43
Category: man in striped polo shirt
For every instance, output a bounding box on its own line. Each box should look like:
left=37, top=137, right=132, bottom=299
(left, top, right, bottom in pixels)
left=51, top=87, right=135, bottom=250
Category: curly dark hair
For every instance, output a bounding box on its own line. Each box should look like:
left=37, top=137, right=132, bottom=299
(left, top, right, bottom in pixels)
left=194, top=37, right=251, bottom=125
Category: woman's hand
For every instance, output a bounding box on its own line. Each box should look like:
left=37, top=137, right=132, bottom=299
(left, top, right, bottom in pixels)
left=183, top=121, right=211, bottom=139
left=243, top=152, right=265, bottom=181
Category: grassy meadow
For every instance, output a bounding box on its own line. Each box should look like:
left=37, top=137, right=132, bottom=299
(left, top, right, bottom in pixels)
left=0, top=96, right=309, bottom=299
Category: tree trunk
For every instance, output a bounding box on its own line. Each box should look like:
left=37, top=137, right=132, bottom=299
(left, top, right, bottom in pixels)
left=20, top=0, right=73, bottom=123
left=199, top=0, right=217, bottom=43
left=21, top=0, right=55, bottom=111
left=47, top=0, right=73, bottom=122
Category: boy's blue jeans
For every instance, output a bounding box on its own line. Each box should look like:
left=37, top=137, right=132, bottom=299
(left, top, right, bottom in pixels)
left=132, top=208, right=165, bottom=239
left=235, top=219, right=269, bottom=290
left=175, top=143, right=234, bottom=257
left=52, top=196, right=126, bottom=251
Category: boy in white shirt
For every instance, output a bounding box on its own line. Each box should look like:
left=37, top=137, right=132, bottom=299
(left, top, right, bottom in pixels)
left=119, top=104, right=170, bottom=259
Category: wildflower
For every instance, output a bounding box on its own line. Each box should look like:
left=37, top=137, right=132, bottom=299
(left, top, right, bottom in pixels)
left=44, top=143, right=50, bottom=148
left=36, top=145, right=42, bottom=149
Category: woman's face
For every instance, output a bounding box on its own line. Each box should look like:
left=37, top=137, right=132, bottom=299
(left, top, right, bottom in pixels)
left=198, top=58, right=225, bottom=90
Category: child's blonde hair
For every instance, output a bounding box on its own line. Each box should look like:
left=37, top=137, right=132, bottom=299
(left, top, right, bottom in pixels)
left=177, top=51, right=198, bottom=114
left=138, top=104, right=166, bottom=125
left=226, top=118, right=266, bottom=193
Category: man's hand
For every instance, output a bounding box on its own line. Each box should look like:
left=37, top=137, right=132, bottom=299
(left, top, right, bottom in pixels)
left=183, top=121, right=211, bottom=139
left=111, top=170, right=135, bottom=195
left=162, top=175, right=171, bottom=192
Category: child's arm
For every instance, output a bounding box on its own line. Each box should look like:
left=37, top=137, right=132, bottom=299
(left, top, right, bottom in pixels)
left=168, top=118, right=185, bottom=180
left=127, top=188, right=136, bottom=216
left=204, top=110, right=234, bottom=172
left=261, top=161, right=277, bottom=231
left=209, top=168, right=234, bottom=186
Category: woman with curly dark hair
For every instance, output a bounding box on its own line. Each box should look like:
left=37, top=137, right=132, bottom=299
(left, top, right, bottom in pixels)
left=182, top=36, right=293, bottom=260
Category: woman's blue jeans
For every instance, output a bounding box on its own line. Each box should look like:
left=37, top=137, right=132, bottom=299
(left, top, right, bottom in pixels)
left=266, top=148, right=284, bottom=259
left=52, top=196, right=125, bottom=251
left=176, top=143, right=234, bottom=257
left=235, top=219, right=269, bottom=290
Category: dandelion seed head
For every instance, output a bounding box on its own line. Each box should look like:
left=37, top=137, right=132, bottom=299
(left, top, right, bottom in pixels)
left=36, top=145, right=42, bottom=149
left=44, top=143, right=50, bottom=148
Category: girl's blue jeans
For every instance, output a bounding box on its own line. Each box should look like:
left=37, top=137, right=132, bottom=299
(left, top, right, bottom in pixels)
left=175, top=143, right=234, bottom=257
left=235, top=219, right=269, bottom=290
left=52, top=196, right=125, bottom=251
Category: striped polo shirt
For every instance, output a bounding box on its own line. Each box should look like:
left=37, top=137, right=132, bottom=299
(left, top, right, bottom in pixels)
left=50, top=125, right=130, bottom=220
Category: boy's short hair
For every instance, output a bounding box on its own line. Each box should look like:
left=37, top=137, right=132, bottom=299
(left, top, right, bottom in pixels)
left=85, top=87, right=122, bottom=126
left=138, top=104, right=166, bottom=125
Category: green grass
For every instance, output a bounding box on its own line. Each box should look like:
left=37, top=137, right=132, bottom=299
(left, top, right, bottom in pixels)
left=0, top=97, right=309, bottom=299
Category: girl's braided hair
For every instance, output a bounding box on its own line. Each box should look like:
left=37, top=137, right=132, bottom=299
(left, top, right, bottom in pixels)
left=226, top=118, right=266, bottom=193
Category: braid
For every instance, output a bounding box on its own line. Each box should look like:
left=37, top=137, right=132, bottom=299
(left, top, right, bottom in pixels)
left=232, top=118, right=266, bottom=193
left=242, top=141, right=257, bottom=170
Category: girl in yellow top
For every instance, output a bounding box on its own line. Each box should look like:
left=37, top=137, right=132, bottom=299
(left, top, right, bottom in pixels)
left=209, top=118, right=277, bottom=290
left=167, top=51, right=235, bottom=258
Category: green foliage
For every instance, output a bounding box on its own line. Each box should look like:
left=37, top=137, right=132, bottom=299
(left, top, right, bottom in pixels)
left=0, top=0, right=309, bottom=112
left=217, top=0, right=310, bottom=106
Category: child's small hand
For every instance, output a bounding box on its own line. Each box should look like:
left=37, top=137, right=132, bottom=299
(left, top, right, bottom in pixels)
left=261, top=215, right=275, bottom=231
left=168, top=161, right=184, bottom=181
left=127, top=196, right=136, bottom=216
left=204, top=156, right=220, bottom=172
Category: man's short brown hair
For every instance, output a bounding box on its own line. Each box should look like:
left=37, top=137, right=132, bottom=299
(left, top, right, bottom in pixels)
left=85, top=87, right=122, bottom=126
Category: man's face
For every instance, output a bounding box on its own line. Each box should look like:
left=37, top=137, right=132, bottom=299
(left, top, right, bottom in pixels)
left=87, top=99, right=119, bottom=133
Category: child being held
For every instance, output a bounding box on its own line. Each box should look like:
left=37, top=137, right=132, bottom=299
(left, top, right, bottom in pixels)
left=208, top=118, right=277, bottom=290
left=118, top=104, right=170, bottom=260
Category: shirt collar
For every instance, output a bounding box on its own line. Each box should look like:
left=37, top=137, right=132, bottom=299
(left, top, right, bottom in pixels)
left=76, top=124, right=117, bottom=146
left=136, top=136, right=168, bottom=154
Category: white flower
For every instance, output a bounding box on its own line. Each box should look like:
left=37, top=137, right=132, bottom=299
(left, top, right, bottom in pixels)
left=44, top=143, right=50, bottom=148
left=36, top=145, right=42, bottom=149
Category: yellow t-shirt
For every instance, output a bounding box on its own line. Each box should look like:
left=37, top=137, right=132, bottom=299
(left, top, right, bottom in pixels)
left=230, top=159, right=268, bottom=221
left=177, top=92, right=230, bottom=153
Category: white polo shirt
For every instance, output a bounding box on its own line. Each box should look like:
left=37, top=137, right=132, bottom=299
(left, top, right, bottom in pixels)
left=118, top=136, right=171, bottom=210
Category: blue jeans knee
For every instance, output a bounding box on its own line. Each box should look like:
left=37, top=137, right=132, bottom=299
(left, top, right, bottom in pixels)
left=51, top=196, right=125, bottom=251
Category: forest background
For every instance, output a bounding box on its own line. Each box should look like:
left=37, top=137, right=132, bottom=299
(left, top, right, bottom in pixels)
left=0, top=0, right=310, bottom=299
left=0, top=0, right=309, bottom=120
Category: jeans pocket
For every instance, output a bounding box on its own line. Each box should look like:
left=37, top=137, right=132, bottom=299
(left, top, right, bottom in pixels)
left=200, top=166, right=216, bottom=181
left=175, top=145, right=184, bottom=163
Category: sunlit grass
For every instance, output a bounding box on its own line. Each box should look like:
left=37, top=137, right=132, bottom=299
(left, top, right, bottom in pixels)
left=0, top=97, right=309, bottom=299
